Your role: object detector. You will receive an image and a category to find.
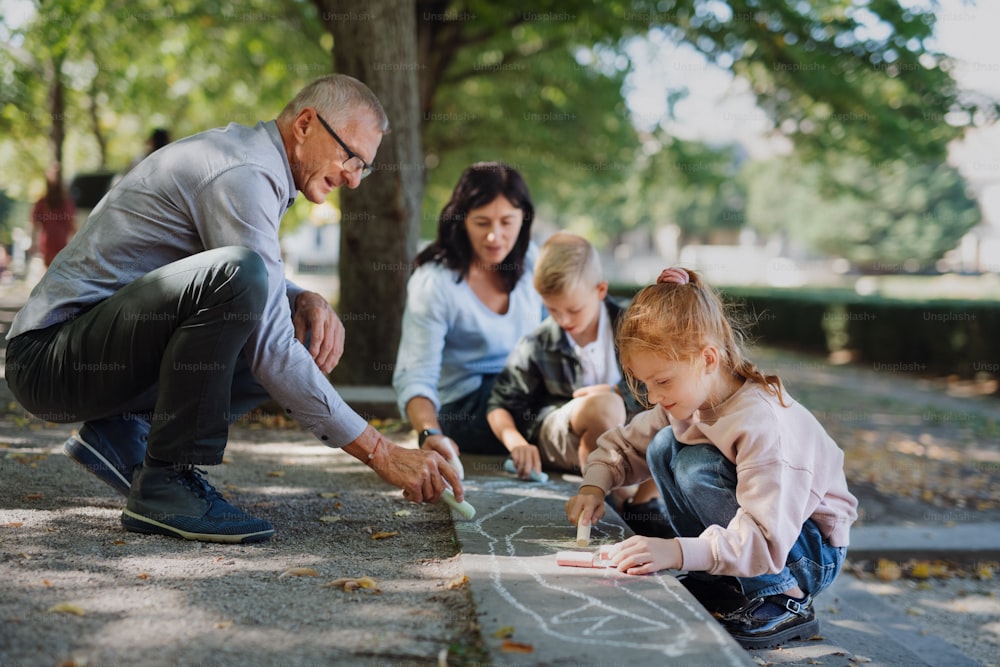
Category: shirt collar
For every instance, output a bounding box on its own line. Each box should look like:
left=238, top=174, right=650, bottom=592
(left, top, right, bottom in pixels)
left=263, top=120, right=297, bottom=210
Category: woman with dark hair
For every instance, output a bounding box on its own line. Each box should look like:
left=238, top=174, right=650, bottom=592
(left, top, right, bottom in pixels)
left=393, top=162, right=544, bottom=470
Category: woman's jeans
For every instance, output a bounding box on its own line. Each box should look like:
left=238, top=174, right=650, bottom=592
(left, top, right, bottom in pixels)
left=6, top=247, right=270, bottom=466
left=646, top=426, right=847, bottom=599
left=439, top=373, right=506, bottom=455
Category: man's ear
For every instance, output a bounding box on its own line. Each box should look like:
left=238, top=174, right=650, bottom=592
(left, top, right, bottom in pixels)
left=292, top=108, right=315, bottom=142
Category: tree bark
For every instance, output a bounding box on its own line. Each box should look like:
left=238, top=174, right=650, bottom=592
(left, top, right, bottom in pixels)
left=323, top=0, right=423, bottom=386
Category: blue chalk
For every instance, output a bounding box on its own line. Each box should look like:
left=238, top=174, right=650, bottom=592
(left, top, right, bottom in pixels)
left=503, top=458, right=549, bottom=483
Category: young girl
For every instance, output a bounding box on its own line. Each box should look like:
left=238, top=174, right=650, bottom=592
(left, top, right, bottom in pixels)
left=566, top=267, right=858, bottom=650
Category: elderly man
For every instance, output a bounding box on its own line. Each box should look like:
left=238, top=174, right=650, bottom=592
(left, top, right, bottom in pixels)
left=5, top=75, right=462, bottom=543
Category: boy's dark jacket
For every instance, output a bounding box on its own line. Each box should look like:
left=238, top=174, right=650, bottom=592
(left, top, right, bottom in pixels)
left=487, top=299, right=644, bottom=443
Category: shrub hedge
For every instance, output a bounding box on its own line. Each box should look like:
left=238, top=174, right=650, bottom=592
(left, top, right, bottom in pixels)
left=609, top=283, right=1000, bottom=383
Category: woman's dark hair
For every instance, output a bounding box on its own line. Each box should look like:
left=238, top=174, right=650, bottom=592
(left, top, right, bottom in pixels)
left=414, top=161, right=534, bottom=293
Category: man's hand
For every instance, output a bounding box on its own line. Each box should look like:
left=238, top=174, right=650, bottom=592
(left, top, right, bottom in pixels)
left=292, top=290, right=345, bottom=372
left=372, top=441, right=464, bottom=503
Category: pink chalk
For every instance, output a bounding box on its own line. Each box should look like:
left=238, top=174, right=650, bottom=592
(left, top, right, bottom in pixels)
left=556, top=545, right=614, bottom=568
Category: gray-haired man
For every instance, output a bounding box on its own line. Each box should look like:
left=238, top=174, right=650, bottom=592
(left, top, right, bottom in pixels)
left=6, top=75, right=462, bottom=543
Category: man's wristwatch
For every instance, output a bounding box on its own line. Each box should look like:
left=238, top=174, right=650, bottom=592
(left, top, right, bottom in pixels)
left=418, top=428, right=443, bottom=446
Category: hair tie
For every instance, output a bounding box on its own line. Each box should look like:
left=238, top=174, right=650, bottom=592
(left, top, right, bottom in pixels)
left=657, top=267, right=689, bottom=285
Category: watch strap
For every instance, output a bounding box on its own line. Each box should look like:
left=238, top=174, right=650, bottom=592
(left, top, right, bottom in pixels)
left=418, top=428, right=443, bottom=446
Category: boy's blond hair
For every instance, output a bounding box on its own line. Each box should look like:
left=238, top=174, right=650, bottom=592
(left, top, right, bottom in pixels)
left=534, top=232, right=604, bottom=297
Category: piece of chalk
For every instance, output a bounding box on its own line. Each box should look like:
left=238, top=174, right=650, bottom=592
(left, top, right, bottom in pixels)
left=576, top=520, right=591, bottom=547
left=502, top=458, right=549, bottom=483
left=440, top=488, right=476, bottom=520
left=556, top=546, right=614, bottom=569
left=448, top=454, right=465, bottom=480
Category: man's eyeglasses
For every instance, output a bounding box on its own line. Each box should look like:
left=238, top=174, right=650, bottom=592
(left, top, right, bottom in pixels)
left=315, top=112, right=373, bottom=180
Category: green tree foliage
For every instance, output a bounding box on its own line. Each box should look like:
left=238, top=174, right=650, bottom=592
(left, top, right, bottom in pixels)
left=0, top=0, right=327, bottom=198
left=742, top=152, right=980, bottom=270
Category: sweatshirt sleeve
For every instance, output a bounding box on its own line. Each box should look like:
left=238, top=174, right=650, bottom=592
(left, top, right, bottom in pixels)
left=580, top=406, right=670, bottom=492
left=676, top=416, right=817, bottom=577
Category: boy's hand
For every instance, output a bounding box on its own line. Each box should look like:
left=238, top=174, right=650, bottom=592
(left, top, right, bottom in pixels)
left=509, top=444, right=542, bottom=478
left=565, top=485, right=605, bottom=527
left=572, top=384, right=615, bottom=398
left=607, top=536, right=682, bottom=575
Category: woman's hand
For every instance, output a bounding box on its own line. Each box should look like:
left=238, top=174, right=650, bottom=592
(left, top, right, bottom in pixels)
left=565, top=485, right=606, bottom=528
left=607, top=535, right=683, bottom=575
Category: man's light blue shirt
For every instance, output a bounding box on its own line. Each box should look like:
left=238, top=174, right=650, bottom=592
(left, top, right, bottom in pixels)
left=8, top=121, right=369, bottom=447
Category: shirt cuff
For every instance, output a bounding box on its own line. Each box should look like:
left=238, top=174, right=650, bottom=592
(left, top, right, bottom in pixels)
left=676, top=536, right=715, bottom=573
left=580, top=465, right=615, bottom=494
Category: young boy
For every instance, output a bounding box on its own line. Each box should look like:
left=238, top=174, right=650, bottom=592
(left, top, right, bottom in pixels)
left=486, top=232, right=668, bottom=536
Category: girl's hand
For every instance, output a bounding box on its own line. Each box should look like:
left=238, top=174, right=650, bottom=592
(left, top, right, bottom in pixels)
left=509, top=444, right=542, bottom=478
left=608, top=535, right=682, bottom=575
left=565, top=485, right=605, bottom=527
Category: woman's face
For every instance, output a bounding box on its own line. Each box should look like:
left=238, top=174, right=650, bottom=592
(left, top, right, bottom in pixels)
left=463, top=195, right=524, bottom=268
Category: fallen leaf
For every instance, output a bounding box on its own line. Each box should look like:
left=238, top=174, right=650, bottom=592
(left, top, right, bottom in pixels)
left=48, top=603, right=86, bottom=616
left=278, top=567, right=319, bottom=579
left=492, top=626, right=515, bottom=639
left=445, top=575, right=469, bottom=590
left=371, top=531, right=399, bottom=540
left=112, top=539, right=127, bottom=546
left=323, top=576, right=380, bottom=593
left=318, top=515, right=341, bottom=523
left=215, top=621, right=234, bottom=629
left=2, top=522, right=23, bottom=528
left=318, top=492, right=339, bottom=499
left=500, top=639, right=533, bottom=654
left=137, top=573, right=150, bottom=580
left=393, top=510, right=412, bottom=517
left=906, top=607, right=925, bottom=616
left=875, top=558, right=902, bottom=581
left=24, top=493, right=43, bottom=500
left=266, top=470, right=285, bottom=477
left=910, top=561, right=931, bottom=580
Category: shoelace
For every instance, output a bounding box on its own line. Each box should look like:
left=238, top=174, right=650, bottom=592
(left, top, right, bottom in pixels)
left=171, top=465, right=223, bottom=502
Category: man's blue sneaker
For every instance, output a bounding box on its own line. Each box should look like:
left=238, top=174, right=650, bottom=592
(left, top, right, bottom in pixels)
left=64, top=416, right=149, bottom=496
left=121, top=463, right=275, bottom=544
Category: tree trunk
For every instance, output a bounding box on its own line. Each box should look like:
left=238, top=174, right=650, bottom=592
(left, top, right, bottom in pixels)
left=48, top=55, right=66, bottom=181
left=324, top=0, right=423, bottom=386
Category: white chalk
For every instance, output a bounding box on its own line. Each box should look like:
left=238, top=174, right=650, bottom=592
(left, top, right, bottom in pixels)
left=440, top=488, right=476, bottom=520
left=576, top=520, right=591, bottom=548
left=502, top=458, right=549, bottom=483
left=448, top=454, right=465, bottom=480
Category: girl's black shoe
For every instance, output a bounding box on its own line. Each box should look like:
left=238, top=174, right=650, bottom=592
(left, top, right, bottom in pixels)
left=719, top=593, right=818, bottom=650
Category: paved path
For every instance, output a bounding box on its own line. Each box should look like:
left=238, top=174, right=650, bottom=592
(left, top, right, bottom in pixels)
left=452, top=456, right=992, bottom=667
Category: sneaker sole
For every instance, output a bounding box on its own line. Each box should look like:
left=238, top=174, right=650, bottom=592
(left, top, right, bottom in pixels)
left=64, top=434, right=131, bottom=497
left=730, top=618, right=820, bottom=650
left=121, top=508, right=275, bottom=544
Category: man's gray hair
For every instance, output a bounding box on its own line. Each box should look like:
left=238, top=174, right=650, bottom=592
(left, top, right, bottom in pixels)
left=279, top=74, right=389, bottom=132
